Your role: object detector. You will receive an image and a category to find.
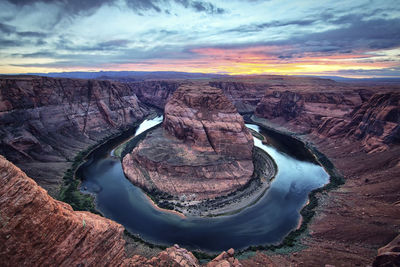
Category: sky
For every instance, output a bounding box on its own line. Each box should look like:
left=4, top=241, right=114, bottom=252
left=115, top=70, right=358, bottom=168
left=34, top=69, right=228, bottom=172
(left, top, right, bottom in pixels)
left=1, top=0, right=400, bottom=77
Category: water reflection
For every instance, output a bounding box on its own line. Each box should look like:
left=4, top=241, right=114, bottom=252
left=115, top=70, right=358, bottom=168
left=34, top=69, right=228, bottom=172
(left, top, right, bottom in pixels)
left=80, top=118, right=329, bottom=252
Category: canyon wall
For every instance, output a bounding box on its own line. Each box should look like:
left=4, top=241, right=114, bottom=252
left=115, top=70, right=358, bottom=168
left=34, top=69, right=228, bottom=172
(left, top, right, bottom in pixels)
left=128, top=80, right=181, bottom=109
left=0, top=76, right=151, bottom=196
left=255, top=89, right=400, bottom=153
left=0, top=155, right=126, bottom=266
left=0, top=154, right=245, bottom=266
left=250, top=84, right=400, bottom=266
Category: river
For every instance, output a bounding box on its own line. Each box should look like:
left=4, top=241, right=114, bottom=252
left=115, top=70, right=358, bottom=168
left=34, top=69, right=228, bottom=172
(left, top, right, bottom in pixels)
left=79, top=116, right=329, bottom=252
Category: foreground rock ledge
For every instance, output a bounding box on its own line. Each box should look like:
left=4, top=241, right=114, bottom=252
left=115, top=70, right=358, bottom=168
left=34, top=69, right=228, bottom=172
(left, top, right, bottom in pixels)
left=0, top=155, right=247, bottom=266
left=122, top=84, right=254, bottom=200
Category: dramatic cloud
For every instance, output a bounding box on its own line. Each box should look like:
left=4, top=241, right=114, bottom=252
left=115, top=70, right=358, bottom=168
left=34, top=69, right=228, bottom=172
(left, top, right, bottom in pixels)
left=1, top=0, right=399, bottom=77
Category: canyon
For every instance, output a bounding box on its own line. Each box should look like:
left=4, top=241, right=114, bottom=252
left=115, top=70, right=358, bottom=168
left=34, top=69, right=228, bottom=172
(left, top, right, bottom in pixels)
left=0, top=75, right=399, bottom=266
left=122, top=84, right=255, bottom=202
left=0, top=76, right=151, bottom=197
left=0, top=155, right=242, bottom=266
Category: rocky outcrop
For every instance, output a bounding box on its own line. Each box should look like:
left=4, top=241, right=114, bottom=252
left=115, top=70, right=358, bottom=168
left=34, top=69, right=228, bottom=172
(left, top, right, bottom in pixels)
left=209, top=81, right=267, bottom=113
left=0, top=76, right=150, bottom=195
left=207, top=248, right=242, bottom=267
left=373, top=234, right=400, bottom=267
left=315, top=92, right=400, bottom=153
left=0, top=155, right=246, bottom=266
left=255, top=90, right=365, bottom=132
left=163, top=84, right=254, bottom=159
left=123, top=84, right=254, bottom=200
left=343, top=92, right=399, bottom=153
left=123, top=244, right=200, bottom=267
left=0, top=155, right=126, bottom=266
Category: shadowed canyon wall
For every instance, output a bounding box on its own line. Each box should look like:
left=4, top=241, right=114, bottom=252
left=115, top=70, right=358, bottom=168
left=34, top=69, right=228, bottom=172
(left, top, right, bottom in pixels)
left=0, top=76, right=151, bottom=196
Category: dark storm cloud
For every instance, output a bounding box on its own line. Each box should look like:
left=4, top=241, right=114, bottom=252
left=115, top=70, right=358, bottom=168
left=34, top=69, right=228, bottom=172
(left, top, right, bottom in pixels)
left=126, top=0, right=162, bottom=12
left=223, top=16, right=400, bottom=58
left=125, top=0, right=225, bottom=14
left=12, top=51, right=55, bottom=58
left=296, top=17, right=400, bottom=51
left=183, top=0, right=225, bottom=14
left=0, top=39, right=21, bottom=46
left=225, top=19, right=316, bottom=33
left=7, top=0, right=225, bottom=16
left=0, top=22, right=16, bottom=34
left=6, top=0, right=115, bottom=16
left=97, top=39, right=131, bottom=49
left=16, top=31, right=47, bottom=38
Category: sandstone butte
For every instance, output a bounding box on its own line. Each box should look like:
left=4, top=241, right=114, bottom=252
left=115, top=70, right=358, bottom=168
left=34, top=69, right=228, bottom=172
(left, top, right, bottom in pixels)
left=122, top=84, right=254, bottom=200
left=0, top=155, right=245, bottom=267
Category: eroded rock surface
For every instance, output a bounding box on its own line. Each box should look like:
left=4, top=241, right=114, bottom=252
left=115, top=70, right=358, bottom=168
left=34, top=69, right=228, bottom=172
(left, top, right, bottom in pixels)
left=163, top=84, right=254, bottom=158
left=0, top=155, right=127, bottom=266
left=0, top=76, right=150, bottom=195
left=0, top=155, right=246, bottom=266
left=206, top=248, right=242, bottom=267
left=123, top=84, right=254, bottom=200
left=123, top=244, right=200, bottom=267
left=373, top=234, right=400, bottom=267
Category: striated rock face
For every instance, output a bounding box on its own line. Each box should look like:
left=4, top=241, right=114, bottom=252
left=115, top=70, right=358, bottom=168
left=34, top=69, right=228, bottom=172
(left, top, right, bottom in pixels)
left=123, top=84, right=254, bottom=200
left=209, top=81, right=267, bottom=113
left=128, top=81, right=181, bottom=109
left=373, top=234, right=400, bottom=267
left=163, top=84, right=254, bottom=159
left=0, top=155, right=243, bottom=266
left=344, top=92, right=400, bottom=153
left=0, top=76, right=150, bottom=195
left=255, top=90, right=366, bottom=132
left=0, top=155, right=127, bottom=266
left=255, top=90, right=399, bottom=154
left=315, top=92, right=400, bottom=153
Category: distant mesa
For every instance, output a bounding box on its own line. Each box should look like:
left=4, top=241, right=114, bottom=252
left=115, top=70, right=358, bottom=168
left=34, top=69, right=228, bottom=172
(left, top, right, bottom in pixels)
left=122, top=83, right=254, bottom=200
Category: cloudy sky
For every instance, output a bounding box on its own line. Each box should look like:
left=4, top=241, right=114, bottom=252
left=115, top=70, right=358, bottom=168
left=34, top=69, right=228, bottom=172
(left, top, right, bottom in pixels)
left=1, top=0, right=400, bottom=77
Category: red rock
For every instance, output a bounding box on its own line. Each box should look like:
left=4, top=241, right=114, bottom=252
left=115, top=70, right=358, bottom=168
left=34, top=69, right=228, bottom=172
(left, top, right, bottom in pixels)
left=207, top=249, right=242, bottom=267
left=123, top=84, right=254, bottom=200
left=0, top=76, right=150, bottom=196
left=0, top=155, right=126, bottom=266
left=163, top=84, right=253, bottom=159
left=373, top=234, right=400, bottom=267
left=227, top=248, right=235, bottom=257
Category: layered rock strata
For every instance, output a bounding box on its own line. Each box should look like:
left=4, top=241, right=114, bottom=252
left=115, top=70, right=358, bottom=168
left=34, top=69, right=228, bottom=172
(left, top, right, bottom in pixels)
left=0, top=155, right=245, bottom=266
left=0, top=155, right=126, bottom=266
left=0, top=76, right=150, bottom=195
left=123, top=84, right=254, bottom=200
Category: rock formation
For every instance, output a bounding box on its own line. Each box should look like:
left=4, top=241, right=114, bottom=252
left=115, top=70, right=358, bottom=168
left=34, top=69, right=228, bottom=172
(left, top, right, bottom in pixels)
left=0, top=76, right=150, bottom=196
left=128, top=81, right=181, bottom=109
left=342, top=92, right=399, bottom=153
left=0, top=154, right=245, bottom=266
left=123, top=244, right=200, bottom=267
left=0, top=155, right=126, bottom=266
left=373, top=234, right=400, bottom=267
left=314, top=92, right=400, bottom=153
left=255, top=90, right=366, bottom=131
left=206, top=248, right=242, bottom=267
left=163, top=84, right=254, bottom=159
left=123, top=84, right=254, bottom=200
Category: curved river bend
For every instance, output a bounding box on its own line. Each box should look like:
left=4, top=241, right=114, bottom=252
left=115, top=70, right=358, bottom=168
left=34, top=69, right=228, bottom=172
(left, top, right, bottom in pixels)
left=79, top=116, right=329, bottom=252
